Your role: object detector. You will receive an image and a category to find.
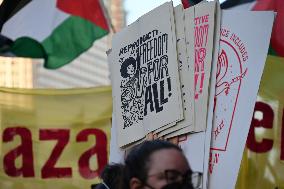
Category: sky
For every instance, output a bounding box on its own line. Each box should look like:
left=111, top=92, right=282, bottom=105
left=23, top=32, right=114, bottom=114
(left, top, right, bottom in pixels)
left=125, top=0, right=226, bottom=25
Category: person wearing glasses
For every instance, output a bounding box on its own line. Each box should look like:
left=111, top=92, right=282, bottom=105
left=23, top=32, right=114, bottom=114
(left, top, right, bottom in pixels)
left=121, top=140, right=202, bottom=189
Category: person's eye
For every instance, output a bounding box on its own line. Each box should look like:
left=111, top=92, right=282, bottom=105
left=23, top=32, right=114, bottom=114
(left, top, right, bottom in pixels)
left=166, top=173, right=180, bottom=182
left=167, top=174, right=178, bottom=181
left=157, top=173, right=166, bottom=180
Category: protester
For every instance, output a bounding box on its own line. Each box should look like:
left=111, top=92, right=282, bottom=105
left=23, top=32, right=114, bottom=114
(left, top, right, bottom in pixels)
left=91, top=183, right=99, bottom=189
left=120, top=140, right=202, bottom=189
left=91, top=163, right=124, bottom=189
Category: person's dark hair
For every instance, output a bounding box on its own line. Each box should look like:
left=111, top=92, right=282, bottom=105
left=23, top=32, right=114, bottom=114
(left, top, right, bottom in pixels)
left=92, top=163, right=124, bottom=189
left=101, top=163, right=124, bottom=189
left=91, top=163, right=124, bottom=189
left=91, top=183, right=99, bottom=189
left=122, top=140, right=183, bottom=189
left=120, top=57, right=136, bottom=78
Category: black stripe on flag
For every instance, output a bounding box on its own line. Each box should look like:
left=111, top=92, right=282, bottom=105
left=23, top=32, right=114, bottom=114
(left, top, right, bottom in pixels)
left=221, top=0, right=256, bottom=9
left=0, top=0, right=32, bottom=31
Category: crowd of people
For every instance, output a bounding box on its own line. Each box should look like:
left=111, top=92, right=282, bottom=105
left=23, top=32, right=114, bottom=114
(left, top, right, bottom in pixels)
left=93, top=140, right=202, bottom=189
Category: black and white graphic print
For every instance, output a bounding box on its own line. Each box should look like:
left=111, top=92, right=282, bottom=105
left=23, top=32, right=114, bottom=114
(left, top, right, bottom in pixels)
left=119, top=30, right=173, bottom=129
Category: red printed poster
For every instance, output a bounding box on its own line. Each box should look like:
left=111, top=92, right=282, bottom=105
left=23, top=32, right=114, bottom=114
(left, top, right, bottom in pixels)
left=194, top=1, right=216, bottom=132
left=208, top=10, right=274, bottom=189
left=179, top=3, right=221, bottom=189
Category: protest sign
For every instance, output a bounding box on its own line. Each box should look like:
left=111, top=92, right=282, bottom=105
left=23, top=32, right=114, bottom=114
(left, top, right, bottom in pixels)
left=110, top=2, right=183, bottom=147
left=193, top=1, right=216, bottom=132
left=163, top=1, right=218, bottom=139
left=109, top=2, right=275, bottom=189
left=208, top=10, right=274, bottom=189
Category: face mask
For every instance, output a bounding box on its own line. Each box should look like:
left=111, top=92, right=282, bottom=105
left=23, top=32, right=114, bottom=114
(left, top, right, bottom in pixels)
left=161, top=182, right=193, bottom=189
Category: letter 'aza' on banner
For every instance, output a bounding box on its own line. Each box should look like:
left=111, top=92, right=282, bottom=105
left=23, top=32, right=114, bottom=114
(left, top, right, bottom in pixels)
left=110, top=2, right=183, bottom=147
left=0, top=85, right=112, bottom=189
left=208, top=11, right=274, bottom=189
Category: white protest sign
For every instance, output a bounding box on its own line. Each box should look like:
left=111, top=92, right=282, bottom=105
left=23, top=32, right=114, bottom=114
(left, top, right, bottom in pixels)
left=110, top=2, right=183, bottom=147
left=208, top=10, right=274, bottom=189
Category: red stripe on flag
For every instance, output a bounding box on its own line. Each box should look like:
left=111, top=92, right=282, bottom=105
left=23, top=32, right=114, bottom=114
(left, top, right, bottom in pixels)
left=253, top=0, right=284, bottom=57
left=253, top=0, right=275, bottom=10
left=56, top=0, right=109, bottom=31
left=182, top=0, right=191, bottom=9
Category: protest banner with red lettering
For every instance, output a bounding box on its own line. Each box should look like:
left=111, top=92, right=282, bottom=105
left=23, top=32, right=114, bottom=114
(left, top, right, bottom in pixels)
left=236, top=55, right=284, bottom=189
left=0, top=86, right=112, bottom=189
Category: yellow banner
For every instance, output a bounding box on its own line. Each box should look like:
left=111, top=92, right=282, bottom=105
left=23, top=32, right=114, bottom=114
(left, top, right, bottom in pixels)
left=0, top=86, right=112, bottom=189
left=236, top=55, right=284, bottom=189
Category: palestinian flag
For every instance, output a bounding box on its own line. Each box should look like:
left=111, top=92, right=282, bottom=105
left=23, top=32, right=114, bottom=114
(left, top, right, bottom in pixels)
left=0, top=0, right=110, bottom=69
left=221, top=0, right=284, bottom=57
left=182, top=0, right=203, bottom=8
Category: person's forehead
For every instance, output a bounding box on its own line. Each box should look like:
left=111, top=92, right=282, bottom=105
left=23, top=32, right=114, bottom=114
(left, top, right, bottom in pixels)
left=147, top=148, right=189, bottom=173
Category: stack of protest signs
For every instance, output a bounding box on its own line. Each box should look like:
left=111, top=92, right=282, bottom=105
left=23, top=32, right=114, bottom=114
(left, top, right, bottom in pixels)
left=108, top=1, right=274, bottom=189
left=108, top=1, right=219, bottom=148
left=109, top=2, right=183, bottom=147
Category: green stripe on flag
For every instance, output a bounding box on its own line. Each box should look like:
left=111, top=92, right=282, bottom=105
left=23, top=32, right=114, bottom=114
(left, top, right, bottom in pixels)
left=42, top=16, right=108, bottom=69
left=10, top=37, right=47, bottom=58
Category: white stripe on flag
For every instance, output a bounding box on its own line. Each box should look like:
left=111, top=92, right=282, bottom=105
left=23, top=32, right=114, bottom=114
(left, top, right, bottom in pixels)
left=2, top=0, right=69, bottom=41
